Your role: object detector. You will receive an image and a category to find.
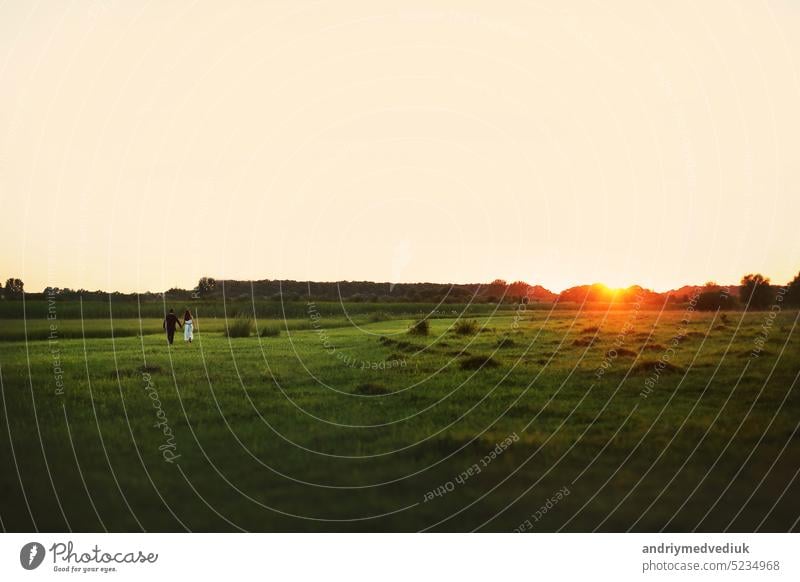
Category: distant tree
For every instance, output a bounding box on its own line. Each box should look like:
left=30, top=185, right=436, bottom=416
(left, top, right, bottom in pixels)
left=696, top=288, right=735, bottom=311
left=4, top=278, right=24, bottom=298
left=505, top=281, right=530, bottom=303
left=483, top=279, right=509, bottom=302
left=740, top=273, right=772, bottom=309
left=786, top=271, right=800, bottom=306
left=196, top=276, right=217, bottom=296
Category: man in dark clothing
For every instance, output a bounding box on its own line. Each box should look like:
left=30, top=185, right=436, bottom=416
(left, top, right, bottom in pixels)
left=163, top=309, right=182, bottom=345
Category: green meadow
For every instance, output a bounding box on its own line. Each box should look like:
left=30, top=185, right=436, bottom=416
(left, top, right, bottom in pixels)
left=0, top=302, right=798, bottom=532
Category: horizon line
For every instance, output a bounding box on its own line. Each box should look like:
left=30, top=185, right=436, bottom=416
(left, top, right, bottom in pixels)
left=10, top=276, right=780, bottom=297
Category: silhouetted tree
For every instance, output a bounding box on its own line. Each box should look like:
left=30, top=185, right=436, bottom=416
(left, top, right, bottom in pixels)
left=196, top=276, right=217, bottom=296
left=4, top=278, right=24, bottom=298
left=740, top=273, right=772, bottom=309
left=696, top=282, right=735, bottom=311
left=786, top=271, right=800, bottom=306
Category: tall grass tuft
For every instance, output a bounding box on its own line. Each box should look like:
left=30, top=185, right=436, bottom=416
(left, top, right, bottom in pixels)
left=460, top=354, right=499, bottom=370
left=453, top=319, right=478, bottom=335
left=408, top=318, right=429, bottom=336
left=225, top=317, right=253, bottom=338
left=259, top=325, right=281, bottom=338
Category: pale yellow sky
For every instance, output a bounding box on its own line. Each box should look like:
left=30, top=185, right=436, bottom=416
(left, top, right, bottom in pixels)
left=1, top=1, right=798, bottom=293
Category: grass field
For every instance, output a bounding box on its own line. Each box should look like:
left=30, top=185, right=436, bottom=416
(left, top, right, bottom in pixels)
left=0, top=301, right=798, bottom=532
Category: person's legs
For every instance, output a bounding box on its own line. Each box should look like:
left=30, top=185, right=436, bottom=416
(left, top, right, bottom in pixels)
left=167, top=329, right=174, bottom=344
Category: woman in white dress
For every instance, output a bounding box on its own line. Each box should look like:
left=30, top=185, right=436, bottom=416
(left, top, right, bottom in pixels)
left=183, top=309, right=194, bottom=343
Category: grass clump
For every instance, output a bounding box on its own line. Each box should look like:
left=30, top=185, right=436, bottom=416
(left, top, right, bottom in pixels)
left=459, top=355, right=499, bottom=370
left=139, top=364, right=162, bottom=374
left=396, top=341, right=416, bottom=351
left=408, top=319, right=429, bottom=336
left=453, top=319, right=478, bottom=335
left=640, top=343, right=665, bottom=352
left=496, top=337, right=516, bottom=349
left=225, top=317, right=253, bottom=338
left=259, top=326, right=281, bottom=338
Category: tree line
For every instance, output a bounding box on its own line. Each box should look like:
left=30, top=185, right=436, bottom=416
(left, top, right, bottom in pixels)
left=2, top=272, right=799, bottom=309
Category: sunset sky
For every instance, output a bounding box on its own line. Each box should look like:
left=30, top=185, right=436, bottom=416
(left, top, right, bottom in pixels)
left=1, top=1, right=798, bottom=294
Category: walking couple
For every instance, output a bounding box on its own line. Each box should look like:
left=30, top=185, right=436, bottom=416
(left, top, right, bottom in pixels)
left=163, top=308, right=195, bottom=345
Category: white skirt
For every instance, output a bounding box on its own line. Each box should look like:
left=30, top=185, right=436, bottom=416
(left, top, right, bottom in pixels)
left=184, top=320, right=193, bottom=341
